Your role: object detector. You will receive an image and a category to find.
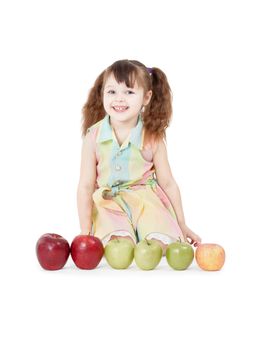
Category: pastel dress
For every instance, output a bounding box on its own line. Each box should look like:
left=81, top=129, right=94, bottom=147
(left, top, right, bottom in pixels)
left=85, top=114, right=185, bottom=245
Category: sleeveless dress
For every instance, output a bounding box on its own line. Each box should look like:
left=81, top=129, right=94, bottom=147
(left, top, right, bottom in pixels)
left=86, top=114, right=184, bottom=245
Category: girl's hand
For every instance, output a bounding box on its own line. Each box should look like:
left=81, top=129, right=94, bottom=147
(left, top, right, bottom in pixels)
left=180, top=224, right=202, bottom=247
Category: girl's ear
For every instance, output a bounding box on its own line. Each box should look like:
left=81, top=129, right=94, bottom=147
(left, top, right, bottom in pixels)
left=143, top=90, right=152, bottom=106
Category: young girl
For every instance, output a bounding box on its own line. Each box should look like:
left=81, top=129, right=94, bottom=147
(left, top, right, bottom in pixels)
left=77, top=59, right=201, bottom=255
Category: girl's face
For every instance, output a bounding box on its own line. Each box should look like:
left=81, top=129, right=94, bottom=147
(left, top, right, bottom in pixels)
left=103, top=74, right=152, bottom=124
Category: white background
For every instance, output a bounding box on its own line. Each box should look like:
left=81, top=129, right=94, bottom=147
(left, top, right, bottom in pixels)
left=1, top=0, right=258, bottom=349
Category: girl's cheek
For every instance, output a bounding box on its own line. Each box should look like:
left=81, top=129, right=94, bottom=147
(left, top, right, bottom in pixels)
left=106, top=96, right=114, bottom=101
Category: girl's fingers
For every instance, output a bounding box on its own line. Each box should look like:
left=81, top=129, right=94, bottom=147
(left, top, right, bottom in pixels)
left=186, top=238, right=194, bottom=245
left=187, top=238, right=200, bottom=247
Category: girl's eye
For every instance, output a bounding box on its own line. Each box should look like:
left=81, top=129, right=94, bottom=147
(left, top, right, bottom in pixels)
left=107, top=90, right=134, bottom=95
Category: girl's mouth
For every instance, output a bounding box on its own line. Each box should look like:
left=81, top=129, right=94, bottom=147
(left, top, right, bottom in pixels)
left=112, top=106, right=129, bottom=112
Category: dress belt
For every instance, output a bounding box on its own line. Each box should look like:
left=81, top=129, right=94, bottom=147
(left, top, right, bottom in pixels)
left=92, top=176, right=158, bottom=241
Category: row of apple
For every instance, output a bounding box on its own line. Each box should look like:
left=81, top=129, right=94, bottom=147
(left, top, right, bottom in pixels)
left=36, top=233, right=225, bottom=271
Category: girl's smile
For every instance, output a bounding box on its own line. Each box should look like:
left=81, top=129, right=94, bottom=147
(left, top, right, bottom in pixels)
left=112, top=105, right=129, bottom=112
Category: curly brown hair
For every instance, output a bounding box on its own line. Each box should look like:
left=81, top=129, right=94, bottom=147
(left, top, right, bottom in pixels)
left=81, top=59, right=173, bottom=145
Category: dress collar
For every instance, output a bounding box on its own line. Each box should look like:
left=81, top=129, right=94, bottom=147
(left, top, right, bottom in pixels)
left=97, top=114, right=144, bottom=150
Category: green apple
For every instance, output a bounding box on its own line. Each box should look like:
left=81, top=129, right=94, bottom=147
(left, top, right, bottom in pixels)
left=134, top=239, right=162, bottom=270
left=104, top=238, right=134, bottom=269
left=166, top=240, right=194, bottom=270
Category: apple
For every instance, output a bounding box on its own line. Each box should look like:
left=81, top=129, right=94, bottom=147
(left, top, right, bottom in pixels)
left=36, top=233, right=70, bottom=270
left=166, top=240, right=194, bottom=270
left=134, top=239, right=162, bottom=270
left=71, top=234, right=104, bottom=269
left=104, top=238, right=134, bottom=269
left=195, top=243, right=225, bottom=271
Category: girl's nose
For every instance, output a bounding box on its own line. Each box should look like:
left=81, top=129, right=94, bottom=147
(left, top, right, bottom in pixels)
left=115, top=93, right=125, bottom=102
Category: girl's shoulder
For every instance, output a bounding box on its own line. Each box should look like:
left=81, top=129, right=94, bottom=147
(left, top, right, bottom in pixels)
left=143, top=132, right=161, bottom=154
left=141, top=134, right=161, bottom=162
left=85, top=119, right=104, bottom=145
left=86, top=119, right=103, bottom=134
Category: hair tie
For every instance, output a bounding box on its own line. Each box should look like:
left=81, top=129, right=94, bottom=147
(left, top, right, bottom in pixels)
left=147, top=67, right=153, bottom=75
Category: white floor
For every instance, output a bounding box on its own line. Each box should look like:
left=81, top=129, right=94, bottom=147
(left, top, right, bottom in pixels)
left=2, top=240, right=257, bottom=350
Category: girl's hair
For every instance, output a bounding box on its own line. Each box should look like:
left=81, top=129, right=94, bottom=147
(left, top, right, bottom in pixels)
left=81, top=59, right=173, bottom=144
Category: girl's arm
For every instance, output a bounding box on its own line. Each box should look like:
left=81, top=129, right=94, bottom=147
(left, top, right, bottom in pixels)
left=152, top=139, right=185, bottom=226
left=77, top=187, right=94, bottom=234
left=153, top=139, right=202, bottom=244
left=77, top=131, right=97, bottom=234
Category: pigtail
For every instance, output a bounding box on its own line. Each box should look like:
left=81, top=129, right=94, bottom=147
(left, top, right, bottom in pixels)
left=142, top=67, right=173, bottom=143
left=81, top=70, right=106, bottom=138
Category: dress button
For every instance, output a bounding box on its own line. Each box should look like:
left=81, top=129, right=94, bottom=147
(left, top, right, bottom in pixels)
left=116, top=151, right=122, bottom=156
left=115, top=165, right=121, bottom=171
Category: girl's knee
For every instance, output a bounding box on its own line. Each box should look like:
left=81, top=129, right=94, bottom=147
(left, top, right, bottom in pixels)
left=148, top=238, right=168, bottom=256
left=143, top=232, right=176, bottom=256
left=109, top=235, right=136, bottom=245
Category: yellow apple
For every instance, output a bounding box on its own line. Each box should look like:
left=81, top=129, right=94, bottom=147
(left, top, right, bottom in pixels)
left=195, top=243, right=225, bottom=271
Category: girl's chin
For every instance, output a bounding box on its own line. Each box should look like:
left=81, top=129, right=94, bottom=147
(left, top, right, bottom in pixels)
left=107, top=109, right=140, bottom=121
left=109, top=111, right=129, bottom=118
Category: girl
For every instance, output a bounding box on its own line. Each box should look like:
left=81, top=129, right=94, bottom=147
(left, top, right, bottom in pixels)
left=77, top=59, right=201, bottom=255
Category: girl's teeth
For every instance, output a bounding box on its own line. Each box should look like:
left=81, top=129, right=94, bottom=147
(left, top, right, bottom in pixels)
left=113, top=107, right=128, bottom=111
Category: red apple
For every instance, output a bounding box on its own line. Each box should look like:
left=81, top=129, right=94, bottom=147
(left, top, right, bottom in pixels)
left=36, top=233, right=70, bottom=270
left=71, top=234, right=104, bottom=269
left=195, top=243, right=225, bottom=271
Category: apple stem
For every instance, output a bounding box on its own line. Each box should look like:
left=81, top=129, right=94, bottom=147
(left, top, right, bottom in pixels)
left=145, top=238, right=150, bottom=245
left=177, top=236, right=182, bottom=243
